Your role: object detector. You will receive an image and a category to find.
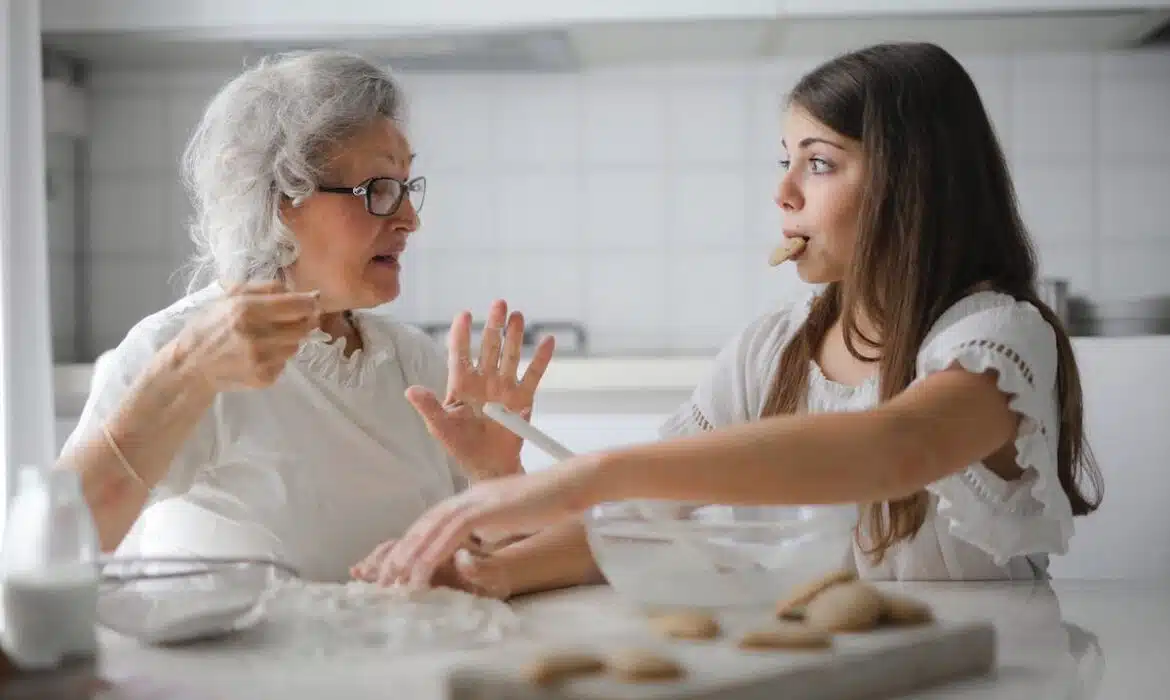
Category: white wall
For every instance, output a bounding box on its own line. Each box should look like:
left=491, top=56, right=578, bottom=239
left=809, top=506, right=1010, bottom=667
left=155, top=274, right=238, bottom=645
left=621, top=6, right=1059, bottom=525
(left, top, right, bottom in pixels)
left=79, top=49, right=1170, bottom=355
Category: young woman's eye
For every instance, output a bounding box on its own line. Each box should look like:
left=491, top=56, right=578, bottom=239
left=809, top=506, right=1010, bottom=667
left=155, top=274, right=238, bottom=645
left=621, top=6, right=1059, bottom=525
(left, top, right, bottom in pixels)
left=778, top=158, right=791, bottom=171
left=810, top=157, right=834, bottom=174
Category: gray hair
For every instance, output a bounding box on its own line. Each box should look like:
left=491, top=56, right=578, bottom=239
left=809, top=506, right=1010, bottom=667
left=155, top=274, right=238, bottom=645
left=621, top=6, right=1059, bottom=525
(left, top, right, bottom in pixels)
left=180, top=50, right=404, bottom=290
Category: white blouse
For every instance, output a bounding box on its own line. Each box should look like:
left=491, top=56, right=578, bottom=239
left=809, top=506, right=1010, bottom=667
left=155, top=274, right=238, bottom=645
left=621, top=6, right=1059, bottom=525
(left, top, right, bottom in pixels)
left=63, top=284, right=466, bottom=582
left=659, top=289, right=1074, bottom=581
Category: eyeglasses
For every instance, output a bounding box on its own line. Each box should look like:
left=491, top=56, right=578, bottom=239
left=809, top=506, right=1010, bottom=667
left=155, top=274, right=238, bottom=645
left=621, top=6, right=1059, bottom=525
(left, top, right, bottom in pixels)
left=317, top=176, right=426, bottom=217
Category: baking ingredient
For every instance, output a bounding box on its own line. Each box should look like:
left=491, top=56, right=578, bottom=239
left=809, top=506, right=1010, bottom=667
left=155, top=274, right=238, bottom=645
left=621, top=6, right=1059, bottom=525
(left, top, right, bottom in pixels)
left=2, top=565, right=99, bottom=669
left=1, top=466, right=100, bottom=670
left=256, top=579, right=520, bottom=659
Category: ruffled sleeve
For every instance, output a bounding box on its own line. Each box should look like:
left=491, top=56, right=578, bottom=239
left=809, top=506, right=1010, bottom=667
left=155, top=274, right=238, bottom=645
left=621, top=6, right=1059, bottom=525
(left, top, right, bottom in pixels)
left=916, top=292, right=1075, bottom=565
left=659, top=292, right=814, bottom=438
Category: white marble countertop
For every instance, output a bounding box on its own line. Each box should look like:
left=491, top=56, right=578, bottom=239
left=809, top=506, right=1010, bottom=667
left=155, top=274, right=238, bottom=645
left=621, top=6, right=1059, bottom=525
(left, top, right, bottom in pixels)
left=8, top=579, right=1165, bottom=699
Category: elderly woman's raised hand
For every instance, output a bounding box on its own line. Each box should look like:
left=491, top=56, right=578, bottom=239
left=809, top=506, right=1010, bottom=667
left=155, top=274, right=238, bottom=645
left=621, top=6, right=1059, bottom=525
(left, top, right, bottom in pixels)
left=175, top=280, right=321, bottom=392
left=406, top=299, right=554, bottom=481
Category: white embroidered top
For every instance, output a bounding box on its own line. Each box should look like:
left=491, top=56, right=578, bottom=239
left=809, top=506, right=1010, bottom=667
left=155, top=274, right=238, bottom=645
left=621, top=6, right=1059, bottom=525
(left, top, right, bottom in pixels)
left=659, top=289, right=1074, bottom=581
left=62, top=284, right=466, bottom=582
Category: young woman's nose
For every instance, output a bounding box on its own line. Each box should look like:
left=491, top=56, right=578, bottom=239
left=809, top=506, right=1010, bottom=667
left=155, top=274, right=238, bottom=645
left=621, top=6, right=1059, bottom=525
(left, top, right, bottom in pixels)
left=775, top=170, right=803, bottom=213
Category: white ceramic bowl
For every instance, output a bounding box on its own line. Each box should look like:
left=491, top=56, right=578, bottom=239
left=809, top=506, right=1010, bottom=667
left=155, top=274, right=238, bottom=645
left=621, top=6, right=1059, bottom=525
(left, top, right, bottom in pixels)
left=584, top=501, right=858, bottom=609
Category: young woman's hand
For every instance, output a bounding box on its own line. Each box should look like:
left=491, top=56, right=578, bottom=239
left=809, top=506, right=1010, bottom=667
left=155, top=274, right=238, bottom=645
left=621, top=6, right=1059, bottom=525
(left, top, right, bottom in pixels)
left=406, top=299, right=555, bottom=481
left=381, top=456, right=607, bottom=587
left=351, top=536, right=511, bottom=600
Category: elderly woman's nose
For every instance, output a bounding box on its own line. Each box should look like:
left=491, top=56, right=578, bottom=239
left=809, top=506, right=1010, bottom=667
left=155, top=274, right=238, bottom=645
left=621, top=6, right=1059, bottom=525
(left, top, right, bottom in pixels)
left=395, top=200, right=421, bottom=231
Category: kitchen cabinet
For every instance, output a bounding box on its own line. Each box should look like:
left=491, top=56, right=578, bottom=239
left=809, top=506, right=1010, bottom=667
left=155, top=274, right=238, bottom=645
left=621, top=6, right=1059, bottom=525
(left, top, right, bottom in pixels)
left=41, top=0, right=1170, bottom=65
left=40, top=0, right=781, bottom=35
left=41, top=0, right=1170, bottom=34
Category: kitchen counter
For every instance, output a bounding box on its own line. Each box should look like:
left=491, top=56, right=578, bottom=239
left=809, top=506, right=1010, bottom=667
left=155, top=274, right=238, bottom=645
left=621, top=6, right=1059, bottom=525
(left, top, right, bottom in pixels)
left=8, top=579, right=1165, bottom=699
left=53, top=333, right=1170, bottom=399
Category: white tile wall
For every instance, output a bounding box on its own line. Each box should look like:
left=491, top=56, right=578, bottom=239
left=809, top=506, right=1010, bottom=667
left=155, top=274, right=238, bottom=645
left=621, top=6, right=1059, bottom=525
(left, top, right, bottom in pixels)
left=78, top=48, right=1170, bottom=357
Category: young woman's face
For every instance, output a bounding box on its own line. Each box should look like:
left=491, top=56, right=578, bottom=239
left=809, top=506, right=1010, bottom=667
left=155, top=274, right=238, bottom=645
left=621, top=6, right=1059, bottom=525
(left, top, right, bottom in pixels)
left=775, top=107, right=866, bottom=284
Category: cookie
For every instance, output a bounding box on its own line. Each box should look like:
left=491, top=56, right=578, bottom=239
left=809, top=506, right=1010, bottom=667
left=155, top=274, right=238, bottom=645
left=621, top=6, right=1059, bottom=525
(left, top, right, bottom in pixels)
left=608, top=649, right=685, bottom=683
left=768, top=237, right=807, bottom=266
left=775, top=569, right=857, bottom=618
left=738, top=623, right=832, bottom=651
left=804, top=581, right=885, bottom=633
left=525, top=651, right=606, bottom=686
left=648, top=611, right=721, bottom=640
left=880, top=593, right=935, bottom=626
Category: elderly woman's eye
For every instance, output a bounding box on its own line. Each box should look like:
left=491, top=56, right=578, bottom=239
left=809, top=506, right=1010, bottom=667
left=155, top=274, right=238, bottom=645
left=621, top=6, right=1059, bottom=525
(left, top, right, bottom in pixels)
left=369, top=178, right=402, bottom=214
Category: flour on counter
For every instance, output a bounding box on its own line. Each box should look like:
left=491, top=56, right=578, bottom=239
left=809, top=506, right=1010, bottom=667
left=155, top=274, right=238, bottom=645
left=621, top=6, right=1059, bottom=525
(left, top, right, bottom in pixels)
left=255, top=580, right=520, bottom=658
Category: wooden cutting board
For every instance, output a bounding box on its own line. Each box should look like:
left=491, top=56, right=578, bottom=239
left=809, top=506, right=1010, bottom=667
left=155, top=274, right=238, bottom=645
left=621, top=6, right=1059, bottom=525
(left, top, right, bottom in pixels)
left=446, top=619, right=995, bottom=700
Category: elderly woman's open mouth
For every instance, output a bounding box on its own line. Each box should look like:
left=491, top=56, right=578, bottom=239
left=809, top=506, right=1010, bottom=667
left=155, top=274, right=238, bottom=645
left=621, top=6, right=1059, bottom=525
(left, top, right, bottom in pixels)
left=371, top=249, right=403, bottom=269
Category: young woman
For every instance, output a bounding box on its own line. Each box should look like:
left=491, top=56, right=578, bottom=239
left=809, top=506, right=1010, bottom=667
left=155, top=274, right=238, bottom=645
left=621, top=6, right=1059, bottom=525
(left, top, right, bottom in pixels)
left=355, top=42, right=1104, bottom=592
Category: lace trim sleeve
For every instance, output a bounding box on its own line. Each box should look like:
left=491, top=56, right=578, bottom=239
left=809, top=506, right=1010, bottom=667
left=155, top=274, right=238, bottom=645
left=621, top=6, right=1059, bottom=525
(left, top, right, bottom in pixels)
left=917, top=294, right=1074, bottom=565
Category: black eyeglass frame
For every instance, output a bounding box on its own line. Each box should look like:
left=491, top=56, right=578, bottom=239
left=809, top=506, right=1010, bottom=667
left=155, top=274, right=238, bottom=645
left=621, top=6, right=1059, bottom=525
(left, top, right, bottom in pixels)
left=317, top=176, right=426, bottom=217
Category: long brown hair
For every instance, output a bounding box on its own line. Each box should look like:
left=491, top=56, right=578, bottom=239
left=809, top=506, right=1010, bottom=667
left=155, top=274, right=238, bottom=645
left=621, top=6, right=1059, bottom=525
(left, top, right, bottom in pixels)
left=761, top=42, right=1103, bottom=564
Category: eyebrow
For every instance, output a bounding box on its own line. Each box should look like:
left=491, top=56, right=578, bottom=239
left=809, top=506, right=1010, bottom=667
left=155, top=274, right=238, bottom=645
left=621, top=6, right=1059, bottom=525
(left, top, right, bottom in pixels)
left=375, top=151, right=415, bottom=167
left=780, top=137, right=847, bottom=151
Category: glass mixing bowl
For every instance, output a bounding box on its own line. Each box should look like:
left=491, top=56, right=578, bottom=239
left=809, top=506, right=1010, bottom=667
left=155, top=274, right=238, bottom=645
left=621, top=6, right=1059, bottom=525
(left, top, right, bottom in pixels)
left=584, top=501, right=858, bottom=609
left=96, top=556, right=296, bottom=645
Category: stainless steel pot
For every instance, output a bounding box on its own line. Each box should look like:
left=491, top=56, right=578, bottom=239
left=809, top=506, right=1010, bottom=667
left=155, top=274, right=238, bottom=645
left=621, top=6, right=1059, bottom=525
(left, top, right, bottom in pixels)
left=1037, top=277, right=1070, bottom=325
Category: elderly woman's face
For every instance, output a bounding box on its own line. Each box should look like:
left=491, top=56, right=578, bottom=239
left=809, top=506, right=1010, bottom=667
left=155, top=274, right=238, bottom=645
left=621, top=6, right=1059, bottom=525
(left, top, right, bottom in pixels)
left=282, top=117, right=419, bottom=311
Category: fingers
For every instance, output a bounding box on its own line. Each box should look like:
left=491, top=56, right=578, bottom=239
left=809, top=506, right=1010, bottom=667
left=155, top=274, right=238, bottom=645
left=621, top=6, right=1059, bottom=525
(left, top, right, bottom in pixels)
left=478, top=300, right=507, bottom=374
left=352, top=539, right=396, bottom=581
left=499, top=311, right=526, bottom=379
left=385, top=499, right=470, bottom=587
left=454, top=548, right=510, bottom=600
left=241, top=291, right=322, bottom=323
left=409, top=513, right=475, bottom=588
left=447, top=311, right=473, bottom=381
left=229, top=279, right=285, bottom=296
left=405, top=386, right=448, bottom=433
left=519, top=334, right=555, bottom=393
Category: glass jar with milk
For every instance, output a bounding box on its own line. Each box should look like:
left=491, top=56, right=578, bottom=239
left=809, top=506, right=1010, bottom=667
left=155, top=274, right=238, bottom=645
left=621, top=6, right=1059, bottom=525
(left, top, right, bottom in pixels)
left=1, top=464, right=100, bottom=669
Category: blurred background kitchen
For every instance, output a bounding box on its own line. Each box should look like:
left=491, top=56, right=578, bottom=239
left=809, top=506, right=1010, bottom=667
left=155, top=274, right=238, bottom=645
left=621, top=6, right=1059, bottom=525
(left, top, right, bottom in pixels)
left=3, top=1, right=1170, bottom=579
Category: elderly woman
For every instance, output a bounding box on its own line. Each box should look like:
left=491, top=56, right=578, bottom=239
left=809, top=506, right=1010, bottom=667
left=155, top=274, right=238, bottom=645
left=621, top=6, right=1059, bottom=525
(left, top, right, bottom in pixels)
left=59, top=50, right=553, bottom=584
